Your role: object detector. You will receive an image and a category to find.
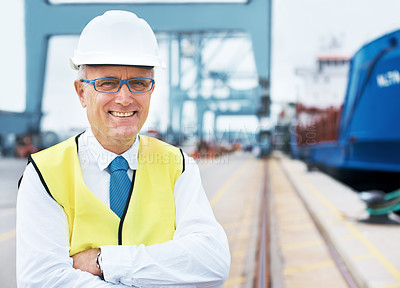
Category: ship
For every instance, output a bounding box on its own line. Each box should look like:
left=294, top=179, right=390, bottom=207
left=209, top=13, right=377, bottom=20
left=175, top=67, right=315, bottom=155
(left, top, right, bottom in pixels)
left=292, top=30, right=400, bottom=192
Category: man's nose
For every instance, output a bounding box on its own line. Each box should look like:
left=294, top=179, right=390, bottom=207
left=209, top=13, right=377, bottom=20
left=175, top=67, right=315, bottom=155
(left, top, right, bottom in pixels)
left=115, top=83, right=133, bottom=105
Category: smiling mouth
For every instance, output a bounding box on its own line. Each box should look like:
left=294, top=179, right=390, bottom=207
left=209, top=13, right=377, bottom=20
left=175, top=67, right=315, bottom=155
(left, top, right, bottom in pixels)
left=110, top=111, right=136, bottom=117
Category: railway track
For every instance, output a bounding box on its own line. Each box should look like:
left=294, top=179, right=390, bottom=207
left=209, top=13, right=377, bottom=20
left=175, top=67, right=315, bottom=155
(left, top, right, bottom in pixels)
left=255, top=156, right=357, bottom=288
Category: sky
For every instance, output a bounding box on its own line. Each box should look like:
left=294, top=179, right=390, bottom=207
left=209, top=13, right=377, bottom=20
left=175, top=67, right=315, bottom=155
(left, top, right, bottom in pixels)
left=2, top=0, right=400, bottom=136
left=272, top=0, right=400, bottom=103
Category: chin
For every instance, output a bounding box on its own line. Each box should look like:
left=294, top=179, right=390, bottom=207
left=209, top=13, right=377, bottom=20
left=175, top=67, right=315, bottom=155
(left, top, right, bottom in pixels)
left=112, top=127, right=139, bottom=141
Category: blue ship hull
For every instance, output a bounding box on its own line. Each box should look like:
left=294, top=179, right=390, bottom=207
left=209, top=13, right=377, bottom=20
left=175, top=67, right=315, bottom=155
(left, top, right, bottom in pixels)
left=293, top=30, right=400, bottom=191
left=308, top=141, right=400, bottom=191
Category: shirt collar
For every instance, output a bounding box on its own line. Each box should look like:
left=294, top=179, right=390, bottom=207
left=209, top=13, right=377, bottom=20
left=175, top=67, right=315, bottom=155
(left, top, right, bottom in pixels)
left=82, top=128, right=139, bottom=171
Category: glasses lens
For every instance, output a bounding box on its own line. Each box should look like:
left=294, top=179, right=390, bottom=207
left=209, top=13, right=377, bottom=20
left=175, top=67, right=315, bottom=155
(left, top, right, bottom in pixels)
left=128, top=79, right=153, bottom=92
left=94, top=79, right=120, bottom=92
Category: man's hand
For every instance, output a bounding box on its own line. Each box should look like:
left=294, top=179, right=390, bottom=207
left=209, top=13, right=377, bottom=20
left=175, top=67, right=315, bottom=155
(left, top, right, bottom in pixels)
left=72, top=248, right=102, bottom=277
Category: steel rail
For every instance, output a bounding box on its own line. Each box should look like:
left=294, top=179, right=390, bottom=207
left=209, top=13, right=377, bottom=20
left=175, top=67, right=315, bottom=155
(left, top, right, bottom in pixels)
left=254, top=159, right=271, bottom=288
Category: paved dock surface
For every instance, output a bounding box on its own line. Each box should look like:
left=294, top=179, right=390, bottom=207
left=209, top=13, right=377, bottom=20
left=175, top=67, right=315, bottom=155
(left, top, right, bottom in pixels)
left=269, top=157, right=348, bottom=287
left=280, top=154, right=400, bottom=288
left=0, top=158, right=26, bottom=288
left=1, top=152, right=400, bottom=287
left=199, top=153, right=262, bottom=288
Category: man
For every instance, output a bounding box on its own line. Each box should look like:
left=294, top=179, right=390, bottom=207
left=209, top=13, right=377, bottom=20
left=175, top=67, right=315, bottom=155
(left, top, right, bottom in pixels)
left=17, top=10, right=230, bottom=287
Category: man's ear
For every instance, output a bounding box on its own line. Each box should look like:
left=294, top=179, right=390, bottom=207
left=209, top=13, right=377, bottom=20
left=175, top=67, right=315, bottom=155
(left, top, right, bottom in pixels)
left=74, top=80, right=87, bottom=108
left=148, top=82, right=155, bottom=101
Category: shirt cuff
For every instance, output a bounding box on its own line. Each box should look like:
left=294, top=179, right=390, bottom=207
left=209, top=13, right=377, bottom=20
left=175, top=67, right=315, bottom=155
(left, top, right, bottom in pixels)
left=100, top=245, right=136, bottom=284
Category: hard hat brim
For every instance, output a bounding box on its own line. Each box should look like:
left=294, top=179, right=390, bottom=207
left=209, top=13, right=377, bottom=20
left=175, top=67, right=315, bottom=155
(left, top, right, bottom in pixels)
left=70, top=54, right=166, bottom=70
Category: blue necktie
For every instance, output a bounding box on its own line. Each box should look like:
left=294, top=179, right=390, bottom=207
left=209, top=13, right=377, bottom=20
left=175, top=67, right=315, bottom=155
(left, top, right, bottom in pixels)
left=109, top=156, right=131, bottom=218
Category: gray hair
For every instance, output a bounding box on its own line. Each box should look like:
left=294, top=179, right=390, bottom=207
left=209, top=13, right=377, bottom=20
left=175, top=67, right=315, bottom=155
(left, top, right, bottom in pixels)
left=77, top=64, right=87, bottom=80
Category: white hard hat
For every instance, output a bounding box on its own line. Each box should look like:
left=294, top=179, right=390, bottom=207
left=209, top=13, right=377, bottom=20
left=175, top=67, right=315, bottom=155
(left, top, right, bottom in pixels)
left=70, top=10, right=165, bottom=70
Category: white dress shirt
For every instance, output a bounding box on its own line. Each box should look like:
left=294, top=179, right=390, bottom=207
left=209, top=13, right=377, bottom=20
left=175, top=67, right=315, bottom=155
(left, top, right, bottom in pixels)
left=16, top=128, right=230, bottom=287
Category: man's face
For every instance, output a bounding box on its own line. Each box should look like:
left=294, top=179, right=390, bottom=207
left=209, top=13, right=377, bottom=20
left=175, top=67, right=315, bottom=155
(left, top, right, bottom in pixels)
left=75, top=65, right=154, bottom=151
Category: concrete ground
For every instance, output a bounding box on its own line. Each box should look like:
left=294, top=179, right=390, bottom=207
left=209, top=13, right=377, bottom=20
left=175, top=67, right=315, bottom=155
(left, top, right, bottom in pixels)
left=0, top=158, right=26, bottom=288
left=280, top=153, right=400, bottom=288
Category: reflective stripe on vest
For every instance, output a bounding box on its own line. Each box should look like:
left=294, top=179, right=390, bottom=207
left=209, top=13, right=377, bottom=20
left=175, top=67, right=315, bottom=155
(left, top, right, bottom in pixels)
left=30, top=135, right=183, bottom=256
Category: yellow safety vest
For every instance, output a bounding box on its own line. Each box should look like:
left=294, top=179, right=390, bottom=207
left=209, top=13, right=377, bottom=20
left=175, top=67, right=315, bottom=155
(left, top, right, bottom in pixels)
left=30, top=134, right=184, bottom=256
